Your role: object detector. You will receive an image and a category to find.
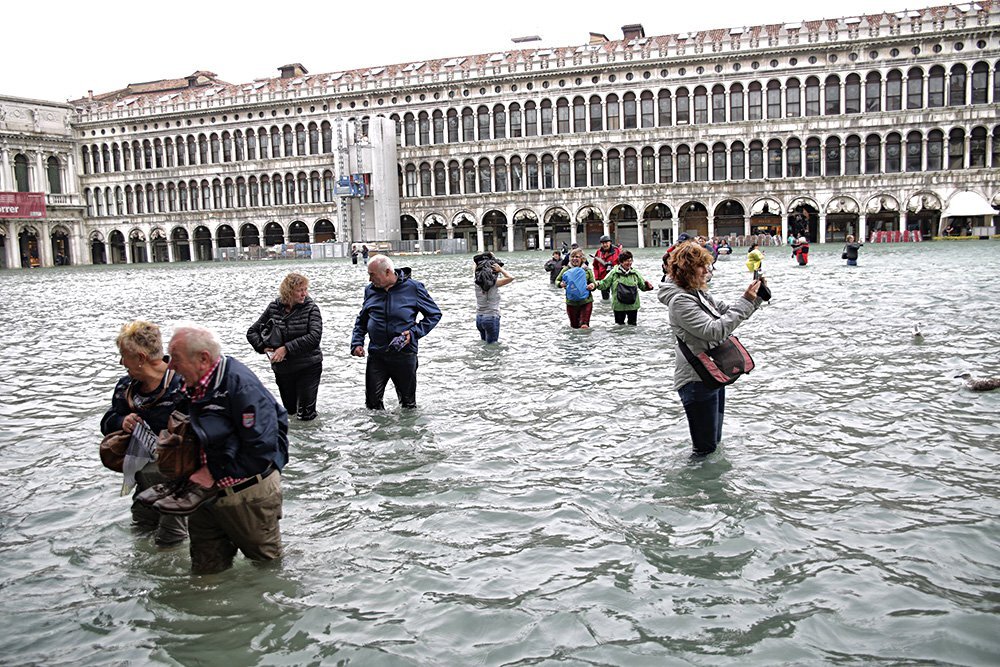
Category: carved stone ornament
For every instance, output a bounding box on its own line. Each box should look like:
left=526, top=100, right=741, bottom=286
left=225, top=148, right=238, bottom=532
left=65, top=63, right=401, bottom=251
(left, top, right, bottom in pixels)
left=866, top=195, right=899, bottom=214
left=423, top=214, right=445, bottom=227
left=576, top=205, right=603, bottom=222
left=513, top=209, right=537, bottom=222
left=906, top=193, right=942, bottom=212
left=750, top=198, right=782, bottom=215
left=827, top=197, right=860, bottom=214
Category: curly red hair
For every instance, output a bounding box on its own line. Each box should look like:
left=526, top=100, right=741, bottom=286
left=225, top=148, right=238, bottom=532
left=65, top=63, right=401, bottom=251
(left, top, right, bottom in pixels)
left=667, top=243, right=714, bottom=290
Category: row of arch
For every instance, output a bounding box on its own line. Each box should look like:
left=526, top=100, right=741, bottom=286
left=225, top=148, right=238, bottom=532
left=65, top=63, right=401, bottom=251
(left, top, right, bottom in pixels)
left=401, top=125, right=1000, bottom=197
left=83, top=170, right=338, bottom=217
left=79, top=121, right=338, bottom=175
left=391, top=61, right=1000, bottom=146
left=7, top=154, right=66, bottom=194
left=85, top=219, right=339, bottom=264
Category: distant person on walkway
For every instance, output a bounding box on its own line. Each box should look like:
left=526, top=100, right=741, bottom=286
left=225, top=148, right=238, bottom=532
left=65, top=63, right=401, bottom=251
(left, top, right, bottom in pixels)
left=659, top=244, right=764, bottom=456
left=556, top=248, right=597, bottom=329
left=247, top=272, right=323, bottom=421
left=544, top=251, right=563, bottom=285
left=351, top=255, right=442, bottom=409
left=164, top=325, right=289, bottom=574
left=593, top=250, right=654, bottom=325
left=473, top=252, right=514, bottom=343
left=592, top=235, right=622, bottom=300
left=843, top=235, right=863, bottom=266
left=101, top=320, right=188, bottom=547
left=361, top=245, right=370, bottom=265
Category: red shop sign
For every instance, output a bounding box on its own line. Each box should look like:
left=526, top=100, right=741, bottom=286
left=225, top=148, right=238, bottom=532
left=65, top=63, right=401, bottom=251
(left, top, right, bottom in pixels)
left=0, top=192, right=47, bottom=219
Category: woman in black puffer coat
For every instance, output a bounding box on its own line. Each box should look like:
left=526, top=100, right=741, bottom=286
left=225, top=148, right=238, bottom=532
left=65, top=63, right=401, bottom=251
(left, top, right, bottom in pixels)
left=247, top=272, right=323, bottom=420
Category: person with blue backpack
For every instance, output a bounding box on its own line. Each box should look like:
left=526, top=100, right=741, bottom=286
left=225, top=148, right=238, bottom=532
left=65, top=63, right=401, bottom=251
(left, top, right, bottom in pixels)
left=555, top=248, right=597, bottom=329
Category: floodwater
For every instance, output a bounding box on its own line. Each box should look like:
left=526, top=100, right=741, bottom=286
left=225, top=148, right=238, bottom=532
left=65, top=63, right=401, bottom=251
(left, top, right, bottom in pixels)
left=0, top=241, right=998, bottom=666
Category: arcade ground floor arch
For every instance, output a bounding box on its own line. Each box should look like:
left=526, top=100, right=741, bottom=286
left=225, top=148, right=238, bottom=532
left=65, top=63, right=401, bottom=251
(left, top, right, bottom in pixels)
left=1, top=218, right=86, bottom=269
left=400, top=186, right=999, bottom=253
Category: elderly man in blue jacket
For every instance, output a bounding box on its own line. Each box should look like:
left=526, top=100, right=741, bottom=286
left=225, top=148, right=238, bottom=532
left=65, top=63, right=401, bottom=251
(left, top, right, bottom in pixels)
left=161, top=324, right=289, bottom=574
left=351, top=254, right=442, bottom=409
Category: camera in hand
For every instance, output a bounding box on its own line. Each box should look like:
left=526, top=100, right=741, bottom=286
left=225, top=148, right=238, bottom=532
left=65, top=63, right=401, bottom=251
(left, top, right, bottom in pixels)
left=755, top=273, right=772, bottom=302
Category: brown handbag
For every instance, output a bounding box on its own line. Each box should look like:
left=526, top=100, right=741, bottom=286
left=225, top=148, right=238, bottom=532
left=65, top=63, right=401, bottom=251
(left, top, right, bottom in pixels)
left=156, top=410, right=200, bottom=479
left=99, top=430, right=131, bottom=472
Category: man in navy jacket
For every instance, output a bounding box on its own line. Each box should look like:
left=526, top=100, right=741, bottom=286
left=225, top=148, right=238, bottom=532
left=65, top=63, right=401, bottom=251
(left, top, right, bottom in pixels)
left=351, top=255, right=442, bottom=409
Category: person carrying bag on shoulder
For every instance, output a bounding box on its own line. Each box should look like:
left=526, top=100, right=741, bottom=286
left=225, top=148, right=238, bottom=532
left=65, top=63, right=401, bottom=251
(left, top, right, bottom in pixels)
left=658, top=243, right=767, bottom=456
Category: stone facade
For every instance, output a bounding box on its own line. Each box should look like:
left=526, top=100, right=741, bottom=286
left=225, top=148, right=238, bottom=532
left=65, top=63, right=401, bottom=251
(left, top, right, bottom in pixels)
left=1, top=2, right=998, bottom=268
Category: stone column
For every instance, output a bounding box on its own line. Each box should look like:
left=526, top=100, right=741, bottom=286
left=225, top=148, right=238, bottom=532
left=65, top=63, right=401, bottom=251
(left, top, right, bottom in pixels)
left=167, top=239, right=175, bottom=263
left=636, top=220, right=645, bottom=248
left=859, top=214, right=868, bottom=242
left=446, top=225, right=454, bottom=240
left=476, top=224, right=485, bottom=253
left=536, top=224, right=544, bottom=251
left=570, top=220, right=578, bottom=246
left=505, top=222, right=514, bottom=253
left=602, top=220, right=610, bottom=238
left=39, top=222, right=54, bottom=267
left=818, top=212, right=827, bottom=244
left=144, top=240, right=152, bottom=264
left=707, top=216, right=715, bottom=239
left=0, top=147, right=10, bottom=190
left=780, top=214, right=789, bottom=242
left=35, top=151, right=45, bottom=192
left=417, top=224, right=425, bottom=252
left=124, top=239, right=132, bottom=264
left=4, top=222, right=20, bottom=269
left=673, top=219, right=681, bottom=244
left=743, top=215, right=751, bottom=236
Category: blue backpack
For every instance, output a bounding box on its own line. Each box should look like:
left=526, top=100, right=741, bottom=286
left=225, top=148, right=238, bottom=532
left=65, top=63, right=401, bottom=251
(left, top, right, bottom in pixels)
left=563, top=267, right=589, bottom=301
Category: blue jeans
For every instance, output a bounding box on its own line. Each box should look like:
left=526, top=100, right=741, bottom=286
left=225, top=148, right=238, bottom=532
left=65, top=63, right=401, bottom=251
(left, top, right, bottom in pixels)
left=678, top=381, right=726, bottom=455
left=476, top=315, right=501, bottom=343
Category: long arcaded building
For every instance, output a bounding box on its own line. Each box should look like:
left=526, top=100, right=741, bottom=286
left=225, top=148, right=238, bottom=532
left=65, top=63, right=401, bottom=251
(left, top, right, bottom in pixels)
left=1, top=3, right=998, bottom=268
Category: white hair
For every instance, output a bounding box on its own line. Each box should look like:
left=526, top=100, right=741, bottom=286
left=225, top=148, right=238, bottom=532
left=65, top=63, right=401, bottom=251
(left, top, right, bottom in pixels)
left=369, top=254, right=394, bottom=274
left=170, top=322, right=221, bottom=361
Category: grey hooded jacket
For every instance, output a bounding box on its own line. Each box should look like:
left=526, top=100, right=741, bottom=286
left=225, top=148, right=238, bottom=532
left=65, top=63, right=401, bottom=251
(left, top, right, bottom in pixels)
left=657, top=280, right=760, bottom=390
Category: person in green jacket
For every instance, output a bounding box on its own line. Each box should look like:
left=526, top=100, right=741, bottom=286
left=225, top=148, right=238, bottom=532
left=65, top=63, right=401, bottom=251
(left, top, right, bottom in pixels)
left=555, top=248, right=597, bottom=329
left=593, top=251, right=654, bottom=325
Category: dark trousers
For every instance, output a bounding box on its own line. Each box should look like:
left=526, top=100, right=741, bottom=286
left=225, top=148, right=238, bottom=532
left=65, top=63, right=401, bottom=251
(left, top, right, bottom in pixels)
left=366, top=352, right=419, bottom=409
left=133, top=462, right=188, bottom=546
left=566, top=302, right=593, bottom=329
left=678, top=381, right=726, bottom=455
left=274, top=363, right=322, bottom=420
left=614, top=310, right=638, bottom=325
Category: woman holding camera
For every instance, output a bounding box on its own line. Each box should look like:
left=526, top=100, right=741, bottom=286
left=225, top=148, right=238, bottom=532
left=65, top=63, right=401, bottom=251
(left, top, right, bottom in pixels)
left=247, top=272, right=323, bottom=420
left=658, top=243, right=764, bottom=456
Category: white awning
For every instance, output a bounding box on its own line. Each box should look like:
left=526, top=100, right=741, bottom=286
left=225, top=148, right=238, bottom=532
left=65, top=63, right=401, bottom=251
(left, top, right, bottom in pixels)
left=941, top=191, right=997, bottom=218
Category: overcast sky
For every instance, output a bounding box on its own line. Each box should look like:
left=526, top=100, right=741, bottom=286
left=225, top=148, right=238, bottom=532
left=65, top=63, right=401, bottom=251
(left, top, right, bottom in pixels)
left=6, top=0, right=921, bottom=102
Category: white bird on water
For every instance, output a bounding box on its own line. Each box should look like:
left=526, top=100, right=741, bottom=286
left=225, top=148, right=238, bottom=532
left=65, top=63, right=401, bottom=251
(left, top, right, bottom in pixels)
left=912, top=322, right=923, bottom=340
left=955, top=373, right=1000, bottom=392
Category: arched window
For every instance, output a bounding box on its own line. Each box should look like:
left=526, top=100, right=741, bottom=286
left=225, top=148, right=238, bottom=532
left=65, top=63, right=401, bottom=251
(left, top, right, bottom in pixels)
left=308, top=124, right=319, bottom=154
left=845, top=135, right=861, bottom=175
left=556, top=98, right=570, bottom=134
left=865, top=72, right=882, bottom=112
left=676, top=145, right=691, bottom=182
left=201, top=180, right=212, bottom=209
left=730, top=141, right=745, bottom=180
left=479, top=157, right=492, bottom=193
left=510, top=155, right=523, bottom=190
left=221, top=132, right=232, bottom=162
left=712, top=85, right=726, bottom=122
left=526, top=154, right=539, bottom=189
left=478, top=105, right=491, bottom=140
left=971, top=62, right=989, bottom=104
left=81, top=146, right=91, bottom=175
left=179, top=182, right=189, bottom=211
left=14, top=154, right=29, bottom=192
left=729, top=83, right=744, bottom=121
left=607, top=149, right=621, bottom=186
left=282, top=125, right=294, bottom=156
left=112, top=144, right=121, bottom=171
left=905, top=131, right=923, bottom=171
left=84, top=189, right=93, bottom=216
left=540, top=100, right=554, bottom=135
left=622, top=148, right=638, bottom=184
left=463, top=158, right=477, bottom=193
left=449, top=160, right=461, bottom=193
left=573, top=96, right=586, bottom=132
left=826, top=136, right=842, bottom=176
left=767, top=139, right=783, bottom=178
left=167, top=182, right=177, bottom=211
left=659, top=89, right=673, bottom=125
left=693, top=143, right=708, bottom=181
left=208, top=134, right=219, bottom=163
left=676, top=87, right=690, bottom=124
left=103, top=145, right=112, bottom=172
left=907, top=68, right=924, bottom=109
left=766, top=80, right=782, bottom=119
left=94, top=187, right=103, bottom=216
left=805, top=137, right=821, bottom=177
left=785, top=79, right=800, bottom=117
left=928, top=66, right=945, bottom=107
left=992, top=127, right=1000, bottom=167
left=509, top=104, right=522, bottom=138
left=590, top=150, right=604, bottom=186
left=447, top=109, right=459, bottom=142
left=748, top=82, right=763, bottom=120
left=712, top=141, right=726, bottom=181
left=297, top=172, right=308, bottom=203
left=417, top=112, right=430, bottom=145
left=574, top=151, right=587, bottom=187
left=462, top=107, right=475, bottom=141
left=403, top=113, right=416, bottom=145
left=524, top=102, right=537, bottom=137
left=658, top=146, right=673, bottom=183
left=886, top=70, right=903, bottom=111
left=995, top=63, right=1000, bottom=104
left=692, top=86, right=708, bottom=124
left=641, top=146, right=655, bottom=184
left=433, top=110, right=445, bottom=143
left=433, top=161, right=446, bottom=196
left=748, top=140, right=764, bottom=179
left=927, top=129, right=944, bottom=170
left=864, top=134, right=880, bottom=174
left=606, top=94, right=619, bottom=130
left=949, top=64, right=967, bottom=106
left=824, top=75, right=840, bottom=115
left=885, top=132, right=902, bottom=172
left=541, top=154, right=555, bottom=188
left=804, top=77, right=820, bottom=116
left=640, top=91, right=654, bottom=127
left=623, top=92, right=637, bottom=129
left=419, top=163, right=431, bottom=196
left=948, top=128, right=965, bottom=169
left=589, top=95, right=602, bottom=131
left=786, top=138, right=802, bottom=177
left=494, top=157, right=508, bottom=192
left=493, top=104, right=506, bottom=139
left=322, top=121, right=332, bottom=152
left=46, top=156, right=62, bottom=194
left=309, top=172, right=320, bottom=202
left=557, top=152, right=570, bottom=188
left=845, top=74, right=861, bottom=114
left=404, top=164, right=417, bottom=197
left=248, top=177, right=258, bottom=206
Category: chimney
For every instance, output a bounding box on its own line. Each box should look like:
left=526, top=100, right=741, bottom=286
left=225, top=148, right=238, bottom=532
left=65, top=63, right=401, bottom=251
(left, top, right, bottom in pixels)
left=589, top=32, right=609, bottom=44
left=278, top=63, right=309, bottom=79
left=87, top=90, right=94, bottom=99
left=622, top=23, right=645, bottom=41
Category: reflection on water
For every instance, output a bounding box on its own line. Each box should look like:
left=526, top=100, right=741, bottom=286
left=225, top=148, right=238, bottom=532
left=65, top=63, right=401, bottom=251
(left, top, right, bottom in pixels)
left=1, top=242, right=998, bottom=664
